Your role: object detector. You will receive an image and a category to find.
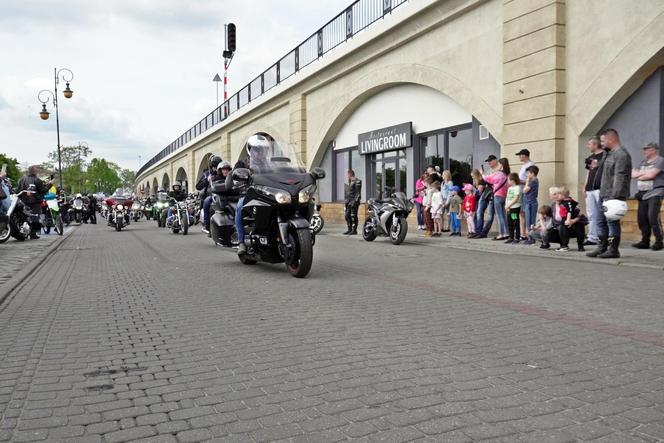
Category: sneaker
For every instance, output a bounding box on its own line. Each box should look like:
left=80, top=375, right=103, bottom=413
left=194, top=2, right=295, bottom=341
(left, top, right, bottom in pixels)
left=583, top=240, right=598, bottom=246
left=540, top=244, right=550, bottom=249
left=504, top=239, right=514, bottom=244
left=423, top=231, right=432, bottom=237
left=512, top=239, right=520, bottom=244
left=523, top=239, right=535, bottom=245
left=652, top=242, right=663, bottom=251
left=555, top=247, right=569, bottom=252
left=417, top=226, right=424, bottom=231
left=202, top=227, right=210, bottom=234
left=632, top=241, right=650, bottom=249
left=237, top=243, right=247, bottom=256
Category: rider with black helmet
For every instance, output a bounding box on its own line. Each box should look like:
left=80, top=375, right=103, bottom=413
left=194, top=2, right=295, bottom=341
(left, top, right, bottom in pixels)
left=166, top=181, right=187, bottom=222
left=197, top=155, right=222, bottom=234
left=235, top=134, right=272, bottom=256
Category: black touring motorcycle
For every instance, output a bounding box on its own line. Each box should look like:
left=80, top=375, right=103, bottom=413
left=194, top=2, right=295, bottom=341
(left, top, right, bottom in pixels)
left=225, top=137, right=325, bottom=278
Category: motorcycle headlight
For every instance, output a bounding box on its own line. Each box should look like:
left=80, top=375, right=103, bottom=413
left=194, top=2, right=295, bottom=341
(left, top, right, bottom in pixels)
left=117, top=204, right=124, bottom=210
left=141, top=206, right=144, bottom=210
left=256, top=186, right=292, bottom=204
left=298, top=184, right=317, bottom=204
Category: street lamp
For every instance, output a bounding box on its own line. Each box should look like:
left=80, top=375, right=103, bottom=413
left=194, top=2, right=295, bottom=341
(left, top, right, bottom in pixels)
left=37, top=67, right=75, bottom=190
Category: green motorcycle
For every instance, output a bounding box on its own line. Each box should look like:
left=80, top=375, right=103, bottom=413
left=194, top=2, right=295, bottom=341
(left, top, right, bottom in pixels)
left=153, top=194, right=169, bottom=228
left=42, top=197, right=64, bottom=236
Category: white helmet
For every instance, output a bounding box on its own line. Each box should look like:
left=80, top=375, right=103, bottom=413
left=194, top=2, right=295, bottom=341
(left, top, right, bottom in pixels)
left=603, top=199, right=628, bottom=221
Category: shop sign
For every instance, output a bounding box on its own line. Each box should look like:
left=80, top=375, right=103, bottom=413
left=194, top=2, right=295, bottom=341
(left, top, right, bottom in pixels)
left=358, top=122, right=412, bottom=155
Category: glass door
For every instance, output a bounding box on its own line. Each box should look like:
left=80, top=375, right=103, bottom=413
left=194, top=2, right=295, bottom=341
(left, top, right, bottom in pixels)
left=371, top=150, right=406, bottom=199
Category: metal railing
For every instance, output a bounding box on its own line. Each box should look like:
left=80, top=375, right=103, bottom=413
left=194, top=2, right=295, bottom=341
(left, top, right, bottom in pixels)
left=137, top=0, right=409, bottom=178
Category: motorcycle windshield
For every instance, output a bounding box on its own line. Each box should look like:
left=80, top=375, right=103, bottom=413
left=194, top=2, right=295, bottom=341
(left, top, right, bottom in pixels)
left=249, top=141, right=306, bottom=174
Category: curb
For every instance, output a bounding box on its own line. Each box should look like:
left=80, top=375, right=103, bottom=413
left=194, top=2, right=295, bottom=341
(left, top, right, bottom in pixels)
left=321, top=224, right=664, bottom=271
left=0, top=227, right=76, bottom=308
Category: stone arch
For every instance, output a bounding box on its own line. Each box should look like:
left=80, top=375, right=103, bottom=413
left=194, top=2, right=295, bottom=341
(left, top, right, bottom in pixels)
left=567, top=8, right=664, bottom=138
left=308, top=62, right=502, bottom=169
left=175, top=167, right=188, bottom=192
left=145, top=181, right=151, bottom=197
left=196, top=153, right=214, bottom=181
left=162, top=173, right=170, bottom=190
left=152, top=178, right=159, bottom=193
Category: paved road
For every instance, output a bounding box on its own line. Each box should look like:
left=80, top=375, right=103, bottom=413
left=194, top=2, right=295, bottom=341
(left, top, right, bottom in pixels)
left=0, top=220, right=663, bottom=442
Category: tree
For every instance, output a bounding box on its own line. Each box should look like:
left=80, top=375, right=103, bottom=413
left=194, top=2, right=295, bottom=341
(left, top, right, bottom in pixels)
left=120, top=169, right=136, bottom=191
left=47, top=144, right=92, bottom=193
left=86, top=158, right=121, bottom=195
left=0, top=154, right=21, bottom=184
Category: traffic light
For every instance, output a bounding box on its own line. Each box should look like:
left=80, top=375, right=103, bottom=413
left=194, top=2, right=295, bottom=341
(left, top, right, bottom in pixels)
left=227, top=23, right=236, bottom=53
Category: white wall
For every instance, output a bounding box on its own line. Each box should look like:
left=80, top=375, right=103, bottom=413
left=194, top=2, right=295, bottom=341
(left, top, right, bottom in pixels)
left=333, top=84, right=472, bottom=149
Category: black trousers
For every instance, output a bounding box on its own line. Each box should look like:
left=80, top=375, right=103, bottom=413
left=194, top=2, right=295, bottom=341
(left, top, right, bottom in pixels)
left=507, top=208, right=520, bottom=240
left=545, top=223, right=585, bottom=248
left=637, top=194, right=663, bottom=243
left=345, top=202, right=359, bottom=228
left=88, top=208, right=97, bottom=224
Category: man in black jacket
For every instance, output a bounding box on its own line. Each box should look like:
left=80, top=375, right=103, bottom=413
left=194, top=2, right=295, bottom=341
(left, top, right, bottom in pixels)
left=587, top=128, right=632, bottom=259
left=16, top=166, right=47, bottom=239
left=197, top=155, right=221, bottom=234
left=344, top=169, right=362, bottom=235
left=87, top=194, right=97, bottom=224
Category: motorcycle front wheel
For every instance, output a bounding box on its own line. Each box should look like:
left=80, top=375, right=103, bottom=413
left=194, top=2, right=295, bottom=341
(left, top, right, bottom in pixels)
left=362, top=221, right=377, bottom=242
left=55, top=215, right=64, bottom=236
left=115, top=222, right=122, bottom=232
left=286, top=228, right=313, bottom=278
left=182, top=211, right=189, bottom=235
left=0, top=219, right=10, bottom=243
left=390, top=216, right=408, bottom=245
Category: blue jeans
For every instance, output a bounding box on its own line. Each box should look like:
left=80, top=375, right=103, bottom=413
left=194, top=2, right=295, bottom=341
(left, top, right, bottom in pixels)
left=596, top=198, right=621, bottom=238
left=480, top=198, right=495, bottom=236
left=415, top=201, right=424, bottom=226
left=523, top=201, right=538, bottom=232
left=475, top=195, right=487, bottom=233
left=585, top=190, right=601, bottom=242
left=203, top=196, right=212, bottom=228
left=235, top=197, right=245, bottom=242
left=494, top=196, right=508, bottom=236
left=166, top=207, right=174, bottom=224
left=450, top=212, right=460, bottom=233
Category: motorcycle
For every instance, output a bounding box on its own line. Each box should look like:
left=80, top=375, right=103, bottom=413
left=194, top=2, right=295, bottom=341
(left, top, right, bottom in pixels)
left=230, top=142, right=325, bottom=278
left=144, top=202, right=153, bottom=220
left=106, top=196, right=131, bottom=231
left=362, top=192, right=413, bottom=245
left=153, top=193, right=169, bottom=227
left=166, top=200, right=191, bottom=235
left=0, top=189, right=40, bottom=243
left=41, top=197, right=64, bottom=236
left=71, top=195, right=85, bottom=224
left=310, top=203, right=324, bottom=234
left=131, top=201, right=142, bottom=222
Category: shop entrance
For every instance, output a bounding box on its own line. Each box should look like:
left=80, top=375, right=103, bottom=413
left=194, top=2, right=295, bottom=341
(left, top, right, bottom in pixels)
left=370, top=150, right=407, bottom=199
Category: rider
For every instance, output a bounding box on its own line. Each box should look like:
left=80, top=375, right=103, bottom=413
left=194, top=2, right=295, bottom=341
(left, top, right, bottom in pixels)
left=235, top=134, right=272, bottom=256
left=166, top=181, right=187, bottom=223
left=87, top=193, right=97, bottom=224
left=197, top=155, right=222, bottom=234
left=17, top=166, right=48, bottom=239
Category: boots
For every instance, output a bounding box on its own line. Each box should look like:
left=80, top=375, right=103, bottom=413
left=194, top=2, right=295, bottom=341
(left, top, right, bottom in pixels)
left=343, top=221, right=352, bottom=235
left=632, top=239, right=650, bottom=249
left=598, top=236, right=620, bottom=259
left=349, top=223, right=357, bottom=235
left=586, top=236, right=608, bottom=257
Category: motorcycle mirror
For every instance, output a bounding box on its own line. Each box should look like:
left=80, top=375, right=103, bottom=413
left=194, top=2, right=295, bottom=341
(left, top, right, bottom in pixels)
left=232, top=168, right=251, bottom=181
left=311, top=167, right=326, bottom=180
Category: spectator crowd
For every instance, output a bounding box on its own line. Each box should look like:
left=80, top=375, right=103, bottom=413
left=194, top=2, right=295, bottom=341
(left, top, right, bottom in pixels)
left=414, top=129, right=663, bottom=257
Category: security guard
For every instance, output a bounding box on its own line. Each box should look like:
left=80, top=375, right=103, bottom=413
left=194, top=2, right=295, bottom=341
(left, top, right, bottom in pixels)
left=343, top=169, right=362, bottom=235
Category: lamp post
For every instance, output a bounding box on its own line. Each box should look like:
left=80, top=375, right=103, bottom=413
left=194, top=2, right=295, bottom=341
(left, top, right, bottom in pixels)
left=77, top=141, right=89, bottom=192
left=38, top=67, right=75, bottom=191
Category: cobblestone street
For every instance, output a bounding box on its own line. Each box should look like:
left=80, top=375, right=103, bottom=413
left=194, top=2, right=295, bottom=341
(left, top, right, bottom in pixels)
left=0, top=222, right=663, bottom=442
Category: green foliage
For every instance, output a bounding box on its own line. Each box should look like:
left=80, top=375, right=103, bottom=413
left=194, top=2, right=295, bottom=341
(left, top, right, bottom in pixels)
left=0, top=153, right=21, bottom=184
left=119, top=169, right=136, bottom=190
left=86, top=158, right=121, bottom=194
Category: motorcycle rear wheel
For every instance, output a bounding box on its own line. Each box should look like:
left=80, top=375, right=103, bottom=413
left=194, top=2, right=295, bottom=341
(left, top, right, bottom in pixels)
left=389, top=216, right=408, bottom=245
left=362, top=221, right=377, bottom=242
left=286, top=228, right=313, bottom=278
left=239, top=254, right=257, bottom=265
left=55, top=215, right=64, bottom=236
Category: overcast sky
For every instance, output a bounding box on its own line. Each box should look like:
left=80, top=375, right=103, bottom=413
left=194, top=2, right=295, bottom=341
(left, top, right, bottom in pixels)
left=0, top=0, right=351, bottom=171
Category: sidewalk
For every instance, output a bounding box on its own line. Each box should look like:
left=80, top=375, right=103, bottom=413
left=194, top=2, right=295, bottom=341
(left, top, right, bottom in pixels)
left=0, top=227, right=75, bottom=303
left=322, top=224, right=664, bottom=270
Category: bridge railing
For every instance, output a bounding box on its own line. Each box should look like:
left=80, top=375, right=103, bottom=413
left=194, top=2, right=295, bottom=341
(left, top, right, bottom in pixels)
left=137, top=0, right=408, bottom=178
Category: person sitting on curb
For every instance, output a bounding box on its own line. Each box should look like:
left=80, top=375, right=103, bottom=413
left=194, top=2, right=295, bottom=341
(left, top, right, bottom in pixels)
left=528, top=205, right=553, bottom=249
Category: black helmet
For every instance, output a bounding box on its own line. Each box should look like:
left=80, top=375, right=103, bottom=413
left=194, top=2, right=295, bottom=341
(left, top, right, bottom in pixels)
left=208, top=155, right=222, bottom=169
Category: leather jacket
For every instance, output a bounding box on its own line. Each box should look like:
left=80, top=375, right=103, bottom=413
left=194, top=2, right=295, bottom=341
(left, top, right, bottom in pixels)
left=345, top=178, right=362, bottom=205
left=599, top=146, right=632, bottom=201
left=16, top=175, right=47, bottom=207
left=168, top=189, right=187, bottom=202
